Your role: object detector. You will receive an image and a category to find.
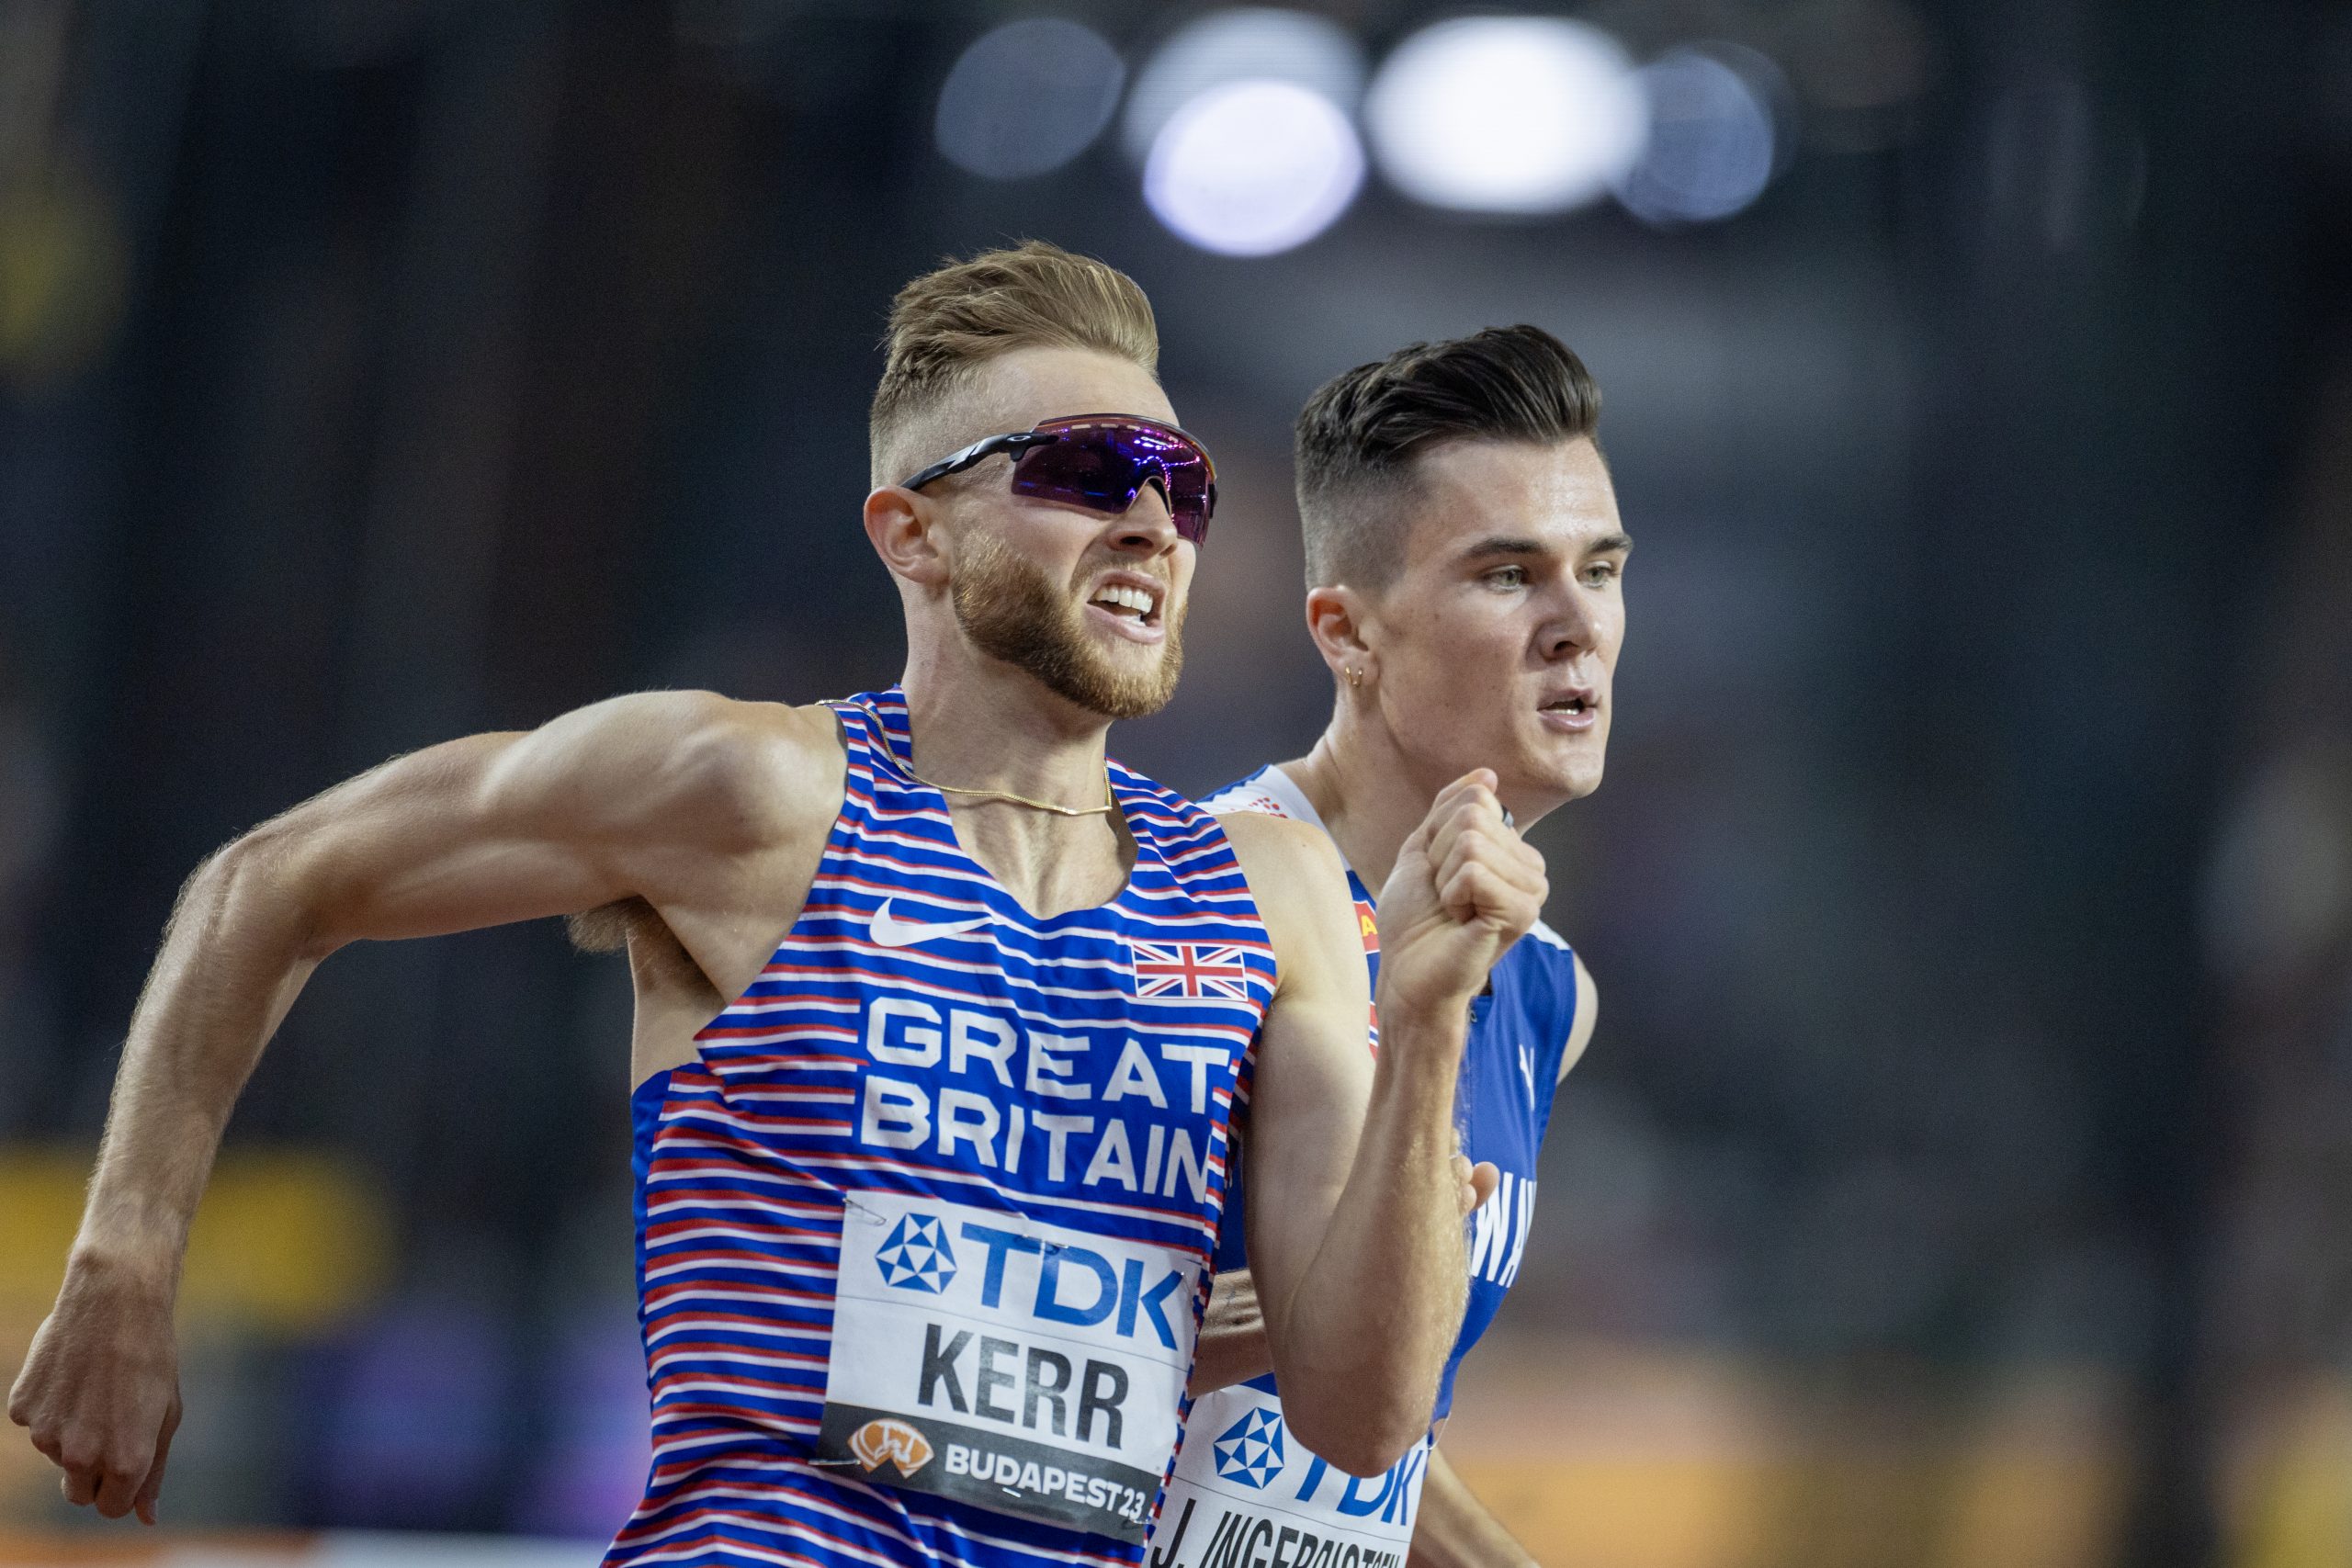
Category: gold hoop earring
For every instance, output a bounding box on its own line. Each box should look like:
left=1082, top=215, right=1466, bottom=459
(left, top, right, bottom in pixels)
left=1346, top=667, right=1362, bottom=687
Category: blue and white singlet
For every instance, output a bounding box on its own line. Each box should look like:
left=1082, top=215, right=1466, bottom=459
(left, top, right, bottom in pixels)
left=608, top=690, right=1275, bottom=1568
left=1148, top=764, right=1585, bottom=1568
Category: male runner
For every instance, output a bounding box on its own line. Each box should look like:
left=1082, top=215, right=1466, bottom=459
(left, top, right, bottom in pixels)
left=6, top=244, right=1548, bottom=1568
left=1147, top=327, right=1621, bottom=1568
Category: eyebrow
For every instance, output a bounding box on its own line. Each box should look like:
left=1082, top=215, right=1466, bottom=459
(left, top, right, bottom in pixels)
left=1460, top=536, right=1547, bottom=561
left=1459, top=531, right=1633, bottom=561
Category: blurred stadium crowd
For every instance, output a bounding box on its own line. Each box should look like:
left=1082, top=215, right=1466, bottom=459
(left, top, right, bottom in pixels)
left=3, top=2, right=2352, bottom=1565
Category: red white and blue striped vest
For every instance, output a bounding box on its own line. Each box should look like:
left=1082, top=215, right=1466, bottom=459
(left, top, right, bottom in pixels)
left=606, top=688, right=1274, bottom=1568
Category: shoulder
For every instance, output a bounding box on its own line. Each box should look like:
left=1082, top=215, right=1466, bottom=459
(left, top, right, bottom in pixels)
left=518, top=691, right=844, bottom=851
left=1197, top=768, right=1295, bottom=820
left=1499, top=920, right=1597, bottom=1084
left=590, top=689, right=840, bottom=789
left=1500, top=919, right=1579, bottom=991
left=1215, top=807, right=1341, bottom=882
left=1215, top=811, right=1355, bottom=980
left=1561, top=951, right=1598, bottom=1078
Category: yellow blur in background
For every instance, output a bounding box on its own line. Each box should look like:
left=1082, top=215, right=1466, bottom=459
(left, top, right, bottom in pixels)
left=0, top=1146, right=391, bottom=1335
left=1, top=1146, right=2346, bottom=1566
left=1449, top=1348, right=2352, bottom=1568
left=0, top=1146, right=390, bottom=1544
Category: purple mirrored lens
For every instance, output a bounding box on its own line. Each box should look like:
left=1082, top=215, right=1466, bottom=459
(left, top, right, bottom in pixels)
left=1012, top=423, right=1215, bottom=544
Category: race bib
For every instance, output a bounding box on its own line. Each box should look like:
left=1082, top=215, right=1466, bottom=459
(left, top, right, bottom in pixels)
left=819, top=1192, right=1203, bottom=1542
left=1151, top=1384, right=1430, bottom=1568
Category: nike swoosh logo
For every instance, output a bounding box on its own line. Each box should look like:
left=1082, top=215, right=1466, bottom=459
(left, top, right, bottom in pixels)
left=870, top=898, right=989, bottom=949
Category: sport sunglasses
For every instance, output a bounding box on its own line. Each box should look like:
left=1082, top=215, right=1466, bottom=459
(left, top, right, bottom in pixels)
left=899, top=413, right=1217, bottom=546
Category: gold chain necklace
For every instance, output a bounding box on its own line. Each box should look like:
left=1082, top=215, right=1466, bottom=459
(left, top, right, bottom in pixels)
left=906, top=766, right=1117, bottom=818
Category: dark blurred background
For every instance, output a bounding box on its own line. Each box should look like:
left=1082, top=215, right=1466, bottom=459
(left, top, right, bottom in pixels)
left=4, top=2, right=2351, bottom=1564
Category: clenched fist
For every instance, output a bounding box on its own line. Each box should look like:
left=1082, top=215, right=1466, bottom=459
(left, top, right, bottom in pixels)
left=1374, top=770, right=1548, bottom=1032
left=7, top=1254, right=183, bottom=1525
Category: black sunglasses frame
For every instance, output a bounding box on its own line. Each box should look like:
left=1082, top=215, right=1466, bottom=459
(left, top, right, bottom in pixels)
left=900, top=430, right=1062, bottom=493
left=898, top=414, right=1217, bottom=541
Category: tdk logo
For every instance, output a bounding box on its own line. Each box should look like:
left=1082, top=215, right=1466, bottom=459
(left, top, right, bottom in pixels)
left=1211, top=1407, right=1284, bottom=1489
left=964, top=1224, right=1188, bottom=1349
left=879, top=1215, right=1190, bottom=1349
left=876, top=1213, right=958, bottom=1293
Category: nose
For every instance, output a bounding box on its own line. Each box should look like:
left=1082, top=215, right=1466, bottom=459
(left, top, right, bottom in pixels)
left=1108, top=477, right=1181, bottom=558
left=1537, top=578, right=1603, bottom=661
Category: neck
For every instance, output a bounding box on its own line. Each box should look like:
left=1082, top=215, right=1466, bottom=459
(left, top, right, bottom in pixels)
left=897, top=646, right=1114, bottom=814
left=1279, top=697, right=1561, bottom=895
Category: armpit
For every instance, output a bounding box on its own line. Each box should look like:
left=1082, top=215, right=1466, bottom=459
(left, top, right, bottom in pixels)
left=567, top=895, right=657, bottom=954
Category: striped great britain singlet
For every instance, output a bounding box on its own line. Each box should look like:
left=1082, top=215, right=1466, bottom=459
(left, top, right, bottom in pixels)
left=607, top=689, right=1276, bottom=1568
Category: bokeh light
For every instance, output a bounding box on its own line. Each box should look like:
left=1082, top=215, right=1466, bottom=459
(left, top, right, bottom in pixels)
left=1143, top=78, right=1364, bottom=256
left=934, top=17, right=1125, bottom=179
left=1122, top=7, right=1366, bottom=164
left=1781, top=0, right=1938, bottom=150
left=1613, top=46, right=1785, bottom=226
left=1364, top=17, right=1647, bottom=214
left=1784, top=0, right=1934, bottom=111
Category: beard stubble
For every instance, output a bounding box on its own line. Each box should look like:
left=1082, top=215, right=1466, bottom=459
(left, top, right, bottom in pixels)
left=950, top=533, right=1184, bottom=721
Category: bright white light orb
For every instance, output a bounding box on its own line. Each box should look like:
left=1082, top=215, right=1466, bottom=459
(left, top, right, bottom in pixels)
left=1614, top=47, right=1781, bottom=225
left=1144, top=78, right=1364, bottom=256
left=1365, top=17, right=1647, bottom=214
left=1124, top=8, right=1366, bottom=164
left=935, top=17, right=1125, bottom=179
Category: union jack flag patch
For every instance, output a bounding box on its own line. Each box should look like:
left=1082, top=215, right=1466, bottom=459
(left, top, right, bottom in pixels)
left=1132, top=941, right=1257, bottom=1001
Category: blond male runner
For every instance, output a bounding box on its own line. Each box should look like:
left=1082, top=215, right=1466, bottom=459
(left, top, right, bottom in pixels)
left=1150, top=327, right=1622, bottom=1568
left=7, top=245, right=1544, bottom=1568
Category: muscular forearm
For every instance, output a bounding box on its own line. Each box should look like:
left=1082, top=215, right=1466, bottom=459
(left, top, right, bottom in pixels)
left=1270, top=1002, right=1469, bottom=1472
left=1188, top=1269, right=1272, bottom=1396
left=5, top=837, right=321, bottom=1521
left=1408, top=1450, right=1536, bottom=1568
left=79, top=838, right=321, bottom=1278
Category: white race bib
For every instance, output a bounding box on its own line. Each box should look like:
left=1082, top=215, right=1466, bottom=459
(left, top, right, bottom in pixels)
left=1150, top=1384, right=1430, bottom=1568
left=819, top=1192, right=1202, bottom=1543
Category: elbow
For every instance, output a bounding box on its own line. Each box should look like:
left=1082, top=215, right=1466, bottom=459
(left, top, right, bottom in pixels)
left=1278, top=1382, right=1435, bottom=1479
left=1291, top=1416, right=1425, bottom=1480
left=188, top=825, right=328, bottom=957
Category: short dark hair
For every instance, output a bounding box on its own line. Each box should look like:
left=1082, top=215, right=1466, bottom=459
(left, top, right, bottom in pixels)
left=1295, top=325, right=1602, bottom=588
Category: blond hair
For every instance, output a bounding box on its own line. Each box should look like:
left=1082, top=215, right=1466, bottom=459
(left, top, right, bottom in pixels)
left=869, top=241, right=1159, bottom=484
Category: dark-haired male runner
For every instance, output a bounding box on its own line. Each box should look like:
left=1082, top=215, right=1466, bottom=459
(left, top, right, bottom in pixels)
left=1149, top=326, right=1621, bottom=1568
left=9, top=244, right=1543, bottom=1568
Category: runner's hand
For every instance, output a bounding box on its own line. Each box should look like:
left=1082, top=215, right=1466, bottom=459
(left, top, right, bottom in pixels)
left=7, top=1257, right=182, bottom=1525
left=1454, top=1145, right=1501, bottom=1218
left=1374, top=770, right=1547, bottom=1032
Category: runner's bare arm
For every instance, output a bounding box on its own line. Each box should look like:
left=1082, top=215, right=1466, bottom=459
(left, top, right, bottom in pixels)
left=6, top=691, right=842, bottom=1524
left=1224, top=772, right=1544, bottom=1477
left=1189, top=1148, right=1502, bottom=1401
left=1405, top=1449, right=1539, bottom=1568
left=1186, top=1268, right=1272, bottom=1397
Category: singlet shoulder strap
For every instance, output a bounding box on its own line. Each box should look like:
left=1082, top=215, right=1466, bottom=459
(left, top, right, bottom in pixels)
left=824, top=688, right=918, bottom=785
left=1494, top=925, right=1583, bottom=1089
left=1111, top=759, right=1255, bottom=897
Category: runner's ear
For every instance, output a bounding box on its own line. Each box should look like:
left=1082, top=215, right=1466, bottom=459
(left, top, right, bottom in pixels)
left=1304, top=586, right=1372, bottom=682
left=865, top=484, right=949, bottom=588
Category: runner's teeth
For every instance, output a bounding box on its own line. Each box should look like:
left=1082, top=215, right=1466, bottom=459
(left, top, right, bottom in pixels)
left=1092, top=585, right=1154, bottom=617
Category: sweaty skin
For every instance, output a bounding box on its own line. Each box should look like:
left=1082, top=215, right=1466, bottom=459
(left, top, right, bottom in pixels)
left=6, top=346, right=1544, bottom=1523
